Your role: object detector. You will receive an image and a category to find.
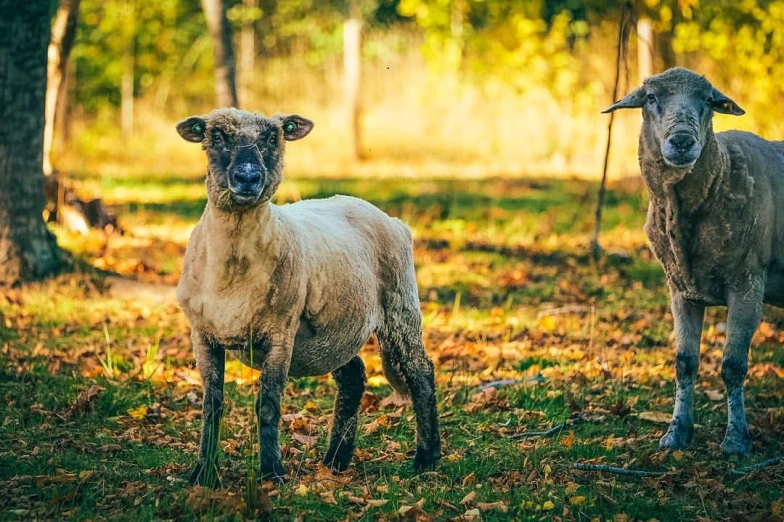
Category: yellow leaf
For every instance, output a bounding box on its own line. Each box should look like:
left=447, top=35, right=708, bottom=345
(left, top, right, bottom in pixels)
left=542, top=500, right=555, bottom=510
left=771, top=500, right=783, bottom=517
left=78, top=470, right=94, bottom=480
left=295, top=484, right=309, bottom=497
left=569, top=496, right=586, bottom=506
left=672, top=450, right=684, bottom=462
left=127, top=405, right=148, bottom=420
left=303, top=401, right=319, bottom=413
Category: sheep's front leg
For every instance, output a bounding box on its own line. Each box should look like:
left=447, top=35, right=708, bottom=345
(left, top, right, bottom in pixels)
left=190, top=333, right=226, bottom=487
left=720, top=285, right=763, bottom=456
left=660, top=293, right=704, bottom=450
left=324, top=355, right=366, bottom=471
left=257, top=335, right=292, bottom=481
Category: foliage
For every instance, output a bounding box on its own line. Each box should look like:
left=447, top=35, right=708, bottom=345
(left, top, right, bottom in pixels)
left=1, top=176, right=782, bottom=520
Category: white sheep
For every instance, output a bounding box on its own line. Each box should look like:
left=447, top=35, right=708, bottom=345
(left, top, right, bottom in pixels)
left=175, top=108, right=440, bottom=485
left=604, top=67, right=784, bottom=455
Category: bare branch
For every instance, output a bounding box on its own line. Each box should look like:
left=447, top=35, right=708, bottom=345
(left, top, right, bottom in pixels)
left=572, top=463, right=664, bottom=477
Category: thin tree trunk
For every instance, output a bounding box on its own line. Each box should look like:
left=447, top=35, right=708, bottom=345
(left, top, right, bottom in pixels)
left=239, top=0, right=257, bottom=107
left=43, top=0, right=81, bottom=177
left=344, top=0, right=363, bottom=160
left=121, top=0, right=135, bottom=138
left=636, top=17, right=653, bottom=82
left=202, top=0, right=239, bottom=108
left=0, top=0, right=65, bottom=285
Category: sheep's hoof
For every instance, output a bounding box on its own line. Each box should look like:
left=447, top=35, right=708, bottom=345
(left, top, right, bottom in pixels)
left=323, top=453, right=352, bottom=473
left=189, top=460, right=221, bottom=488
left=413, top=446, right=441, bottom=472
left=659, top=423, right=692, bottom=450
left=260, top=461, right=288, bottom=483
left=721, top=428, right=752, bottom=457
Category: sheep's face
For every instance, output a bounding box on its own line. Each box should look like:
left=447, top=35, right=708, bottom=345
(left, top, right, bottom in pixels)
left=176, top=108, right=313, bottom=210
left=603, top=67, right=744, bottom=171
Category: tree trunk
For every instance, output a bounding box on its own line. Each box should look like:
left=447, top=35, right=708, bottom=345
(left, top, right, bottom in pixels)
left=43, top=0, right=81, bottom=177
left=344, top=0, right=363, bottom=160
left=0, top=0, right=66, bottom=285
left=239, top=0, right=257, bottom=108
left=201, top=0, right=239, bottom=108
left=121, top=0, right=135, bottom=138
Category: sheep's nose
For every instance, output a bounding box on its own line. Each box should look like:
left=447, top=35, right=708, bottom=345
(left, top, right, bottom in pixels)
left=668, top=133, right=697, bottom=151
left=233, top=162, right=262, bottom=185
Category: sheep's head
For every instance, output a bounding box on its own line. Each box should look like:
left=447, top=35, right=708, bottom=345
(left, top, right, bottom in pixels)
left=603, top=67, right=744, bottom=170
left=176, top=108, right=313, bottom=210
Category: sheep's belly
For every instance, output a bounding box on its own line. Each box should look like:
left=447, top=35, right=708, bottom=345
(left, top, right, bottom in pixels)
left=223, top=317, right=374, bottom=377
left=287, top=319, right=374, bottom=377
left=765, top=266, right=784, bottom=307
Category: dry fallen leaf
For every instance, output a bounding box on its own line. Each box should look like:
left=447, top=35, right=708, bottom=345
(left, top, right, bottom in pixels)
left=460, top=491, right=476, bottom=506
left=477, top=501, right=508, bottom=513
left=637, top=411, right=672, bottom=424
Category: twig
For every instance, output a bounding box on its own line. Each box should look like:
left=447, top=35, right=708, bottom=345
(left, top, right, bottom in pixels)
left=509, top=416, right=582, bottom=439
left=536, top=305, right=589, bottom=319
left=572, top=463, right=664, bottom=477
left=731, top=456, right=784, bottom=475
left=478, top=374, right=544, bottom=391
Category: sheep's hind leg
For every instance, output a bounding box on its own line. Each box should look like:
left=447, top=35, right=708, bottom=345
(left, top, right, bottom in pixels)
left=377, top=309, right=440, bottom=471
left=660, top=293, right=704, bottom=450
left=720, top=287, right=762, bottom=457
left=324, top=355, right=366, bottom=471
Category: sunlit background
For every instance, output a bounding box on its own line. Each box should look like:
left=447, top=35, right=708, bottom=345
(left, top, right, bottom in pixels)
left=3, top=1, right=784, bottom=519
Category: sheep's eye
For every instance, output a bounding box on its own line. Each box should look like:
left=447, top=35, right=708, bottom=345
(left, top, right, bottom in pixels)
left=646, top=93, right=656, bottom=103
left=283, top=121, right=297, bottom=134
left=706, top=96, right=714, bottom=106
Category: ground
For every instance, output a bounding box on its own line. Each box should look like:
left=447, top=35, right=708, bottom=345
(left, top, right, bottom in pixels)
left=1, top=175, right=782, bottom=521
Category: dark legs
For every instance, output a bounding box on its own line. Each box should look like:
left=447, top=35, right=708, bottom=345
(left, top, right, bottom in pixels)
left=256, top=343, right=291, bottom=481
left=377, top=310, right=441, bottom=470
left=324, top=356, right=366, bottom=471
left=189, top=334, right=226, bottom=487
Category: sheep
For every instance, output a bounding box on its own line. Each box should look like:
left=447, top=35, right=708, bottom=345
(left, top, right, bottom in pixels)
left=603, top=67, right=784, bottom=456
left=174, top=108, right=440, bottom=485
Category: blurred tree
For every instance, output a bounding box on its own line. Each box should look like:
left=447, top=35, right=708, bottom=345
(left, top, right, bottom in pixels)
left=0, top=0, right=66, bottom=284
left=202, top=0, right=238, bottom=107
left=44, top=0, right=81, bottom=176
left=344, top=0, right=364, bottom=159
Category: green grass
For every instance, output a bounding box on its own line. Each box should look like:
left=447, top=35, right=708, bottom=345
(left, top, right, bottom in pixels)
left=1, top=176, right=782, bottom=520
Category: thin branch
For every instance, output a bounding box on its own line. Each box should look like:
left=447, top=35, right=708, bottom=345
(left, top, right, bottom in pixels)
left=592, top=1, right=633, bottom=261
left=732, top=456, right=784, bottom=475
left=478, top=374, right=545, bottom=391
left=572, top=463, right=664, bottom=477
left=536, top=305, right=589, bottom=319
left=509, top=416, right=582, bottom=439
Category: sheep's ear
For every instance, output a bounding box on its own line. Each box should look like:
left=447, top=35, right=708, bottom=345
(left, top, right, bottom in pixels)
left=281, top=115, right=314, bottom=141
left=601, top=88, right=646, bottom=113
left=176, top=116, right=208, bottom=142
left=711, top=87, right=745, bottom=116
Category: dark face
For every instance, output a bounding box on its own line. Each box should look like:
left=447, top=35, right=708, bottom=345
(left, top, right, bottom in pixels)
left=603, top=67, right=744, bottom=170
left=176, top=109, right=313, bottom=210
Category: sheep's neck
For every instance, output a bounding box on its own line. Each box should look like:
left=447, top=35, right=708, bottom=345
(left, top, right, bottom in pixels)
left=203, top=200, right=279, bottom=267
left=640, top=131, right=729, bottom=295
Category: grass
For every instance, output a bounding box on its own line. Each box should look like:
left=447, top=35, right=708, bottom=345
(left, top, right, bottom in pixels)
left=1, top=174, right=783, bottom=521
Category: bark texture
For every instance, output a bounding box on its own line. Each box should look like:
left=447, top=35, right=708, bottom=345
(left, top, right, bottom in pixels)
left=201, top=0, right=239, bottom=108
left=0, top=1, right=65, bottom=285
left=43, top=0, right=81, bottom=176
